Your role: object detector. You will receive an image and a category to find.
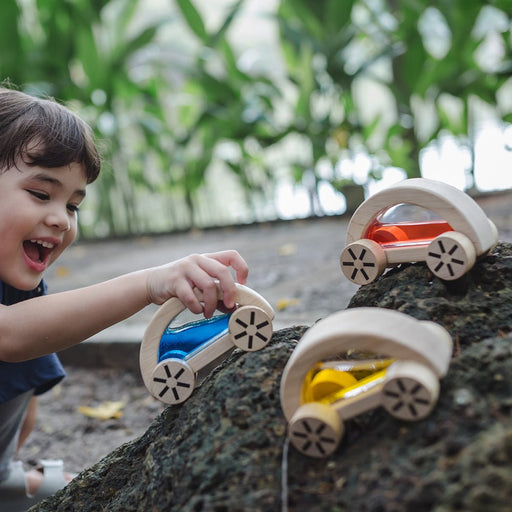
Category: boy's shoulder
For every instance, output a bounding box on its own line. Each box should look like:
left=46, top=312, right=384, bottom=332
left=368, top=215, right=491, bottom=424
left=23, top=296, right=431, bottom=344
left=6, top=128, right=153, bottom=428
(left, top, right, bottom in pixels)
left=0, top=280, right=46, bottom=305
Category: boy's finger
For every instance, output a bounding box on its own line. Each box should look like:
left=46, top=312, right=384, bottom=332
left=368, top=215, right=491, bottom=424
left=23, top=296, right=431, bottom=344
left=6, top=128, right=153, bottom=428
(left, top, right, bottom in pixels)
left=199, top=279, right=219, bottom=318
left=175, top=280, right=203, bottom=315
left=205, top=250, right=249, bottom=285
left=190, top=255, right=238, bottom=310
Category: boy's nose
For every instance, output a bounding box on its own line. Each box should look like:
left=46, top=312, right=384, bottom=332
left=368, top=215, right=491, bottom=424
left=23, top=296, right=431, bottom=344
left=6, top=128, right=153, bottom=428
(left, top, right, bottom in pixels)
left=45, top=209, right=71, bottom=231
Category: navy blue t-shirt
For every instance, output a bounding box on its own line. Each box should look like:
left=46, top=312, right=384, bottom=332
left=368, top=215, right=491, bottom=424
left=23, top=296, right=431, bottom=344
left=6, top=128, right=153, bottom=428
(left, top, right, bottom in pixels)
left=0, top=280, right=65, bottom=404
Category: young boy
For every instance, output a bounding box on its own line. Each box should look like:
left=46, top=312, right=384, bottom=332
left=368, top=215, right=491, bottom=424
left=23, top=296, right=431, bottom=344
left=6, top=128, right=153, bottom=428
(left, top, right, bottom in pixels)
left=0, top=86, right=249, bottom=504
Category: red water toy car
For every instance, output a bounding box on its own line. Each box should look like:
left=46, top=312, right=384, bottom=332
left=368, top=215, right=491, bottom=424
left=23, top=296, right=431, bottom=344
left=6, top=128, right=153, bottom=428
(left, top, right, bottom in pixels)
left=340, top=178, right=498, bottom=284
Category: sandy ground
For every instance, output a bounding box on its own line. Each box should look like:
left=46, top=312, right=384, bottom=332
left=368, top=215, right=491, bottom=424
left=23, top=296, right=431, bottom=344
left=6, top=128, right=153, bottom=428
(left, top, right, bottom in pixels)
left=16, top=191, right=512, bottom=475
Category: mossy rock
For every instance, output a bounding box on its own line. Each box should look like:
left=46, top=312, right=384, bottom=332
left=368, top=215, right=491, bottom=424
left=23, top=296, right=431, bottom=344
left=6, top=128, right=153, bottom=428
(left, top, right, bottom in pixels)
left=32, top=243, right=512, bottom=512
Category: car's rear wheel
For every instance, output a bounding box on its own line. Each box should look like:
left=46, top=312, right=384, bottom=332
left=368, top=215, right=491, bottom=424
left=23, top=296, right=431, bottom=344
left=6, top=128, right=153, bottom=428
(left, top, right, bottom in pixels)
left=288, top=402, right=343, bottom=458
left=340, top=239, right=387, bottom=285
left=382, top=361, right=439, bottom=421
left=150, top=359, right=195, bottom=405
left=426, top=231, right=476, bottom=281
left=229, top=306, right=273, bottom=351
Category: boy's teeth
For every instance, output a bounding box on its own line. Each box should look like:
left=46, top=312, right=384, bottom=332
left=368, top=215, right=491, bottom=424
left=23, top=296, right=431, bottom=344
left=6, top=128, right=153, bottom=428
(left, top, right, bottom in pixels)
left=30, top=239, right=54, bottom=249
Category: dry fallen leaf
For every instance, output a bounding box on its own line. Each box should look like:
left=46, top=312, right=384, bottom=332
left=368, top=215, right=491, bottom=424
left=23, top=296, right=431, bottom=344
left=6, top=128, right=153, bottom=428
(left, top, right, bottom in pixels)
left=276, top=298, right=300, bottom=311
left=77, top=401, right=125, bottom=420
left=54, top=266, right=71, bottom=278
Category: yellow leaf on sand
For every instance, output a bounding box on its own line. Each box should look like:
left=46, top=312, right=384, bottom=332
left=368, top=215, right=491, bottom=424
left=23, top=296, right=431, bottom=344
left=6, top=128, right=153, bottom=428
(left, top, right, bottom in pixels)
left=276, top=298, right=300, bottom=311
left=77, top=401, right=125, bottom=420
left=54, top=266, right=70, bottom=278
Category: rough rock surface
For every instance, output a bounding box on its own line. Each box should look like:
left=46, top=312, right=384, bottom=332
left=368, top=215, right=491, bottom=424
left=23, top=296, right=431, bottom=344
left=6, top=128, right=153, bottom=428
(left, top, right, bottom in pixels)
left=32, top=242, right=512, bottom=512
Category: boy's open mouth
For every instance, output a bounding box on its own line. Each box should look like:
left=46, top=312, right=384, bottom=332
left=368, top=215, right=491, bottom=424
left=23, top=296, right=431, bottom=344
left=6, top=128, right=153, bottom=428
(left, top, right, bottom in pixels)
left=23, top=239, right=55, bottom=265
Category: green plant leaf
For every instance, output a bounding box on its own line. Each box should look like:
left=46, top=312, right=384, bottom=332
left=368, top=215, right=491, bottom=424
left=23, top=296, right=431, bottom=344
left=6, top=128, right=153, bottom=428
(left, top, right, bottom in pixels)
left=176, top=0, right=208, bottom=43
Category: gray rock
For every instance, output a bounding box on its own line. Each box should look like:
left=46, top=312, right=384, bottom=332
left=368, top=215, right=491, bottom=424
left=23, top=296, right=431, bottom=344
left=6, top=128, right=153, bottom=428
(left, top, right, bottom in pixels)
left=348, top=241, right=512, bottom=346
left=32, top=243, right=512, bottom=512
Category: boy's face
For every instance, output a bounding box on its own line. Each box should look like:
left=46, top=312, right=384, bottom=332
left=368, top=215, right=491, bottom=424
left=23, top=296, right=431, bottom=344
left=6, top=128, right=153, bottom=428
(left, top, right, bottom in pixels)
left=0, top=161, right=87, bottom=290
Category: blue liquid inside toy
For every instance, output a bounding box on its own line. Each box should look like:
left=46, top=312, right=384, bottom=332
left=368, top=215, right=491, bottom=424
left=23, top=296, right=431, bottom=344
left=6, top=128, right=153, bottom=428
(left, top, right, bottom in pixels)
left=158, top=313, right=231, bottom=362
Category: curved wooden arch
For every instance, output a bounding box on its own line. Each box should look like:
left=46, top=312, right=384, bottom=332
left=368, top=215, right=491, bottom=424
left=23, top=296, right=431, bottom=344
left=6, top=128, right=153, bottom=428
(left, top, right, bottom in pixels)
left=346, top=178, right=497, bottom=255
left=280, top=307, right=452, bottom=421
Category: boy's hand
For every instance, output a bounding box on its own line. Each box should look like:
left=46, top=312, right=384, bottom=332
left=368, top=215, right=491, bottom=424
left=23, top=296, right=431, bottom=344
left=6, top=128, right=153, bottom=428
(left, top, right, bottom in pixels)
left=145, top=250, right=249, bottom=318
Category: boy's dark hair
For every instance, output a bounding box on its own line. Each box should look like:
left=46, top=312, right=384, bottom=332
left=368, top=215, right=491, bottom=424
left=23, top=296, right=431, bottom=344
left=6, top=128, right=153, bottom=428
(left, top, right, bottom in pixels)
left=0, top=86, right=100, bottom=183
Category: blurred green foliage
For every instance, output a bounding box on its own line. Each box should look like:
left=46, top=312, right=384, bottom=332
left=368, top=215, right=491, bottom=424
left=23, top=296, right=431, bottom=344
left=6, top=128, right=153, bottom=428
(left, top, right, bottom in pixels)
left=1, top=0, right=511, bottom=237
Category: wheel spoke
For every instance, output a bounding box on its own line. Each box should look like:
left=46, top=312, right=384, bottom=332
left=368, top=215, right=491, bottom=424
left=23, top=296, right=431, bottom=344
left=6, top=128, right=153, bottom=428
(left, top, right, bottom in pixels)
left=392, top=400, right=404, bottom=412
left=236, top=318, right=248, bottom=328
left=158, top=386, right=169, bottom=398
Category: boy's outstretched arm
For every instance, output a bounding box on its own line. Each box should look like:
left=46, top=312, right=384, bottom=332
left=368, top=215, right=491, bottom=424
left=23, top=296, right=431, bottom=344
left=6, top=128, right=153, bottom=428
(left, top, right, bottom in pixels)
left=0, top=250, right=248, bottom=363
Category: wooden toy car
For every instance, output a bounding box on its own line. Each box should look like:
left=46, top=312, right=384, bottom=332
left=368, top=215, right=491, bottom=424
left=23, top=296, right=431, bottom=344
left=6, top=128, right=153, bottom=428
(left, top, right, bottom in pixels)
left=140, top=283, right=274, bottom=405
left=280, top=307, right=452, bottom=458
left=340, top=178, right=498, bottom=284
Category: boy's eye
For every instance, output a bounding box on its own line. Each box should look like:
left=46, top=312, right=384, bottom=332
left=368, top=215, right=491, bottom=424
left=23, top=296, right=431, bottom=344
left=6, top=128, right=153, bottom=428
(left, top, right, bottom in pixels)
left=28, top=190, right=50, bottom=201
left=28, top=190, right=80, bottom=213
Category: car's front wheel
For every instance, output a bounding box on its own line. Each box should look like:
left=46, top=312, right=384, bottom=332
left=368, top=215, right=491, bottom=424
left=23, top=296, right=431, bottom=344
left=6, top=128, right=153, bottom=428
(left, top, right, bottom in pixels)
left=228, top=306, right=273, bottom=351
left=288, top=402, right=343, bottom=458
left=426, top=231, right=476, bottom=281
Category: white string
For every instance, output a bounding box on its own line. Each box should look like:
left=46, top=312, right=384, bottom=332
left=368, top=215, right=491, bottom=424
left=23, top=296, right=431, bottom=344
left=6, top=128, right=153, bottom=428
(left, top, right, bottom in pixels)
left=281, top=435, right=290, bottom=512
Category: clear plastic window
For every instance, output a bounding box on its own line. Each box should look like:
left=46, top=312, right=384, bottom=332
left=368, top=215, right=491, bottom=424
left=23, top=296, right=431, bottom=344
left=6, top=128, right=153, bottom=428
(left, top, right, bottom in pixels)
left=364, top=204, right=452, bottom=247
left=301, top=354, right=395, bottom=405
left=158, top=306, right=235, bottom=362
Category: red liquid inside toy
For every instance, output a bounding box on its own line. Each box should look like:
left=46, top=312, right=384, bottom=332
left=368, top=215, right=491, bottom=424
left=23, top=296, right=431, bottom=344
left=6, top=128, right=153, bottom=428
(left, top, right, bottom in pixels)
left=365, top=219, right=453, bottom=247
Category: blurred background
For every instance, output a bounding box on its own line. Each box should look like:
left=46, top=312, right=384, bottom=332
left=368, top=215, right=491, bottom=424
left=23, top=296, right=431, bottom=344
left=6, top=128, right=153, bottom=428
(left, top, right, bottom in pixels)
left=1, top=0, right=511, bottom=239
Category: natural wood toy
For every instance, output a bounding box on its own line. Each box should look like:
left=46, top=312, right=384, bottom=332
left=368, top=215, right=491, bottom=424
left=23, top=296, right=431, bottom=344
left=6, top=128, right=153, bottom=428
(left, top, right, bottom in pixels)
left=340, top=178, right=498, bottom=284
left=140, top=283, right=274, bottom=405
left=280, top=307, right=452, bottom=458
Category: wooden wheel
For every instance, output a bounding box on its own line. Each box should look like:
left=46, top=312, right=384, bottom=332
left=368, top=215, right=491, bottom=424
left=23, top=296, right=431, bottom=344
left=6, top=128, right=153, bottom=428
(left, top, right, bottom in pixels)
left=340, top=239, right=387, bottom=285
left=150, top=359, right=195, bottom=405
left=426, top=232, right=476, bottom=281
left=288, top=402, right=343, bottom=458
left=382, top=361, right=439, bottom=421
left=228, top=306, right=273, bottom=351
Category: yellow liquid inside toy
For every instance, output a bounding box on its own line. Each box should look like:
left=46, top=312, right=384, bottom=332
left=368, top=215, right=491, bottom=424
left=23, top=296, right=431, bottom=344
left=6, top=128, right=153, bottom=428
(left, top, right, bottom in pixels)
left=302, top=359, right=395, bottom=405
